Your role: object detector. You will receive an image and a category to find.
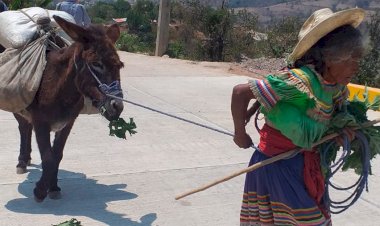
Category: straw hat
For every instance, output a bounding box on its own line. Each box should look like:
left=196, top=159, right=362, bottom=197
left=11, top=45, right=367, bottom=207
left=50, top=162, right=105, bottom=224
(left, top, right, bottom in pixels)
left=288, top=8, right=365, bottom=62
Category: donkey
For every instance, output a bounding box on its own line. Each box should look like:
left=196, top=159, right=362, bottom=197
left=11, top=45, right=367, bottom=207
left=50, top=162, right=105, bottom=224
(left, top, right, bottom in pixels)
left=11, top=15, right=124, bottom=202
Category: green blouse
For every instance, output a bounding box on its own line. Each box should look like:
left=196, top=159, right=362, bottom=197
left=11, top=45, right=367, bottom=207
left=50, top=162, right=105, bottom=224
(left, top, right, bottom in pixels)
left=249, top=65, right=348, bottom=149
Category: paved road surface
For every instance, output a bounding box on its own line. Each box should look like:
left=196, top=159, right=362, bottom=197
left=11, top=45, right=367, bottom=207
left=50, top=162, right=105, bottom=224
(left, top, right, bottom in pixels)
left=0, top=52, right=379, bottom=226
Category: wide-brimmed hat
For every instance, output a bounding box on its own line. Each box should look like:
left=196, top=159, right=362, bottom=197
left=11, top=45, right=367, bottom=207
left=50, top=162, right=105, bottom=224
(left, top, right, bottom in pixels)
left=288, top=8, right=365, bottom=62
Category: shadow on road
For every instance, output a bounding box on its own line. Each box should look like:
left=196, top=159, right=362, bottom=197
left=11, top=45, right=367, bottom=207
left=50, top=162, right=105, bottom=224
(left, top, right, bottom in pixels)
left=5, top=167, right=157, bottom=226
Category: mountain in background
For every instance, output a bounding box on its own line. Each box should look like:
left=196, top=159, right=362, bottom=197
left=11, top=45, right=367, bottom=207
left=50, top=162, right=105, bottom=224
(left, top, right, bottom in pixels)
left=83, top=0, right=379, bottom=25
left=231, top=0, right=291, bottom=7
left=214, top=0, right=379, bottom=25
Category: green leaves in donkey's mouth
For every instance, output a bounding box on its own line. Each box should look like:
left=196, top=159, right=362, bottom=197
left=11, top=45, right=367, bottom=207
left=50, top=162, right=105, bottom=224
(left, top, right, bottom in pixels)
left=109, top=117, right=137, bottom=139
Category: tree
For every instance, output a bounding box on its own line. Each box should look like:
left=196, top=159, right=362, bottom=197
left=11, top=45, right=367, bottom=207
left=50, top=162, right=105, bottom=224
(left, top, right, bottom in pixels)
left=265, top=16, right=303, bottom=58
left=88, top=2, right=117, bottom=23
left=8, top=0, right=52, bottom=10
left=353, top=10, right=380, bottom=87
left=114, top=0, right=131, bottom=18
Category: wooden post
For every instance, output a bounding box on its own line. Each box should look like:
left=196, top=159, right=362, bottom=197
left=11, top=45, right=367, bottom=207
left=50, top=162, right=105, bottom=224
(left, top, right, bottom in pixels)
left=155, top=0, right=170, bottom=56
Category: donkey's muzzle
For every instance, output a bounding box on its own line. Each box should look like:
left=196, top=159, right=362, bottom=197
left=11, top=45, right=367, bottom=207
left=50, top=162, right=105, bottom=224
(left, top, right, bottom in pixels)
left=101, top=98, right=124, bottom=121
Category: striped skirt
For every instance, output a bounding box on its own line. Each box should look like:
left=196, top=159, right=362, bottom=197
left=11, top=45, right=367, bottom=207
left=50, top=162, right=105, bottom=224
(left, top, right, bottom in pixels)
left=240, top=150, right=331, bottom=226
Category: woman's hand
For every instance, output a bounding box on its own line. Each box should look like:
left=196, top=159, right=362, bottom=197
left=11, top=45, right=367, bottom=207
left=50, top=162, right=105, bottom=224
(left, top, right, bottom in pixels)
left=233, top=131, right=253, bottom=148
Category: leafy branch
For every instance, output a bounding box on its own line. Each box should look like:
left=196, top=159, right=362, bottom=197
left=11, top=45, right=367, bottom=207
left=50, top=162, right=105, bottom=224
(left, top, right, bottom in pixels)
left=108, top=117, right=137, bottom=139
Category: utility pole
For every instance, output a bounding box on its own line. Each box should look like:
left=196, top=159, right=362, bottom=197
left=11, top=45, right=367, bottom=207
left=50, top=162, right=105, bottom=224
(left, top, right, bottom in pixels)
left=155, top=0, right=170, bottom=56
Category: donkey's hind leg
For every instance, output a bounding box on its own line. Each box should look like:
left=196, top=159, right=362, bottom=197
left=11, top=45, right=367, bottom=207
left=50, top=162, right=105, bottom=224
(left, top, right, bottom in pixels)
left=14, top=114, right=33, bottom=174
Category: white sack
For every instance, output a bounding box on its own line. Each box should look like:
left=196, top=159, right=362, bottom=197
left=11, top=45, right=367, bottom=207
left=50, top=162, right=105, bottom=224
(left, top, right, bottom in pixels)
left=0, top=7, right=75, bottom=49
left=0, top=36, right=46, bottom=112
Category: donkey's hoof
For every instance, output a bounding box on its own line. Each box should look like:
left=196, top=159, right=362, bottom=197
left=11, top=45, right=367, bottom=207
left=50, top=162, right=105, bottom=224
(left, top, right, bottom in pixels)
left=16, top=160, right=29, bottom=174
left=34, top=196, right=44, bottom=203
left=33, top=188, right=47, bottom=203
left=16, top=167, right=27, bottom=174
left=48, top=191, right=62, bottom=200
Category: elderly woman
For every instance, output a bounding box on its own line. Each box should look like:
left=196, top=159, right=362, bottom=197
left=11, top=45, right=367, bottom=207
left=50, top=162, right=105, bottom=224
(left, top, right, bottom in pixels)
left=231, top=8, right=365, bottom=225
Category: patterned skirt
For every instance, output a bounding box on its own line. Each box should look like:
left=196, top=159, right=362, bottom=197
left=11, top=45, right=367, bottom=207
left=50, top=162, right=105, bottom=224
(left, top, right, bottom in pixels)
left=240, top=150, right=331, bottom=226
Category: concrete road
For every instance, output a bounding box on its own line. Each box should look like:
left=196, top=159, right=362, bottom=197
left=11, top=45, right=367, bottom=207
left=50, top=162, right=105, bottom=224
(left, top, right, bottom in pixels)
left=0, top=52, right=379, bottom=226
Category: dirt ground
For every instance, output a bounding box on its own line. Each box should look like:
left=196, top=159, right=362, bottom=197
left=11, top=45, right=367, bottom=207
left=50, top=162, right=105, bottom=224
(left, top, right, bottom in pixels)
left=228, top=57, right=287, bottom=78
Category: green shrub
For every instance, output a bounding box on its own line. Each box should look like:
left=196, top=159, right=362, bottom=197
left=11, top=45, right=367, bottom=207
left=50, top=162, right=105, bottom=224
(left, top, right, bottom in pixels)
left=167, top=41, right=185, bottom=59
left=353, top=10, right=380, bottom=88
left=116, top=32, right=154, bottom=54
left=264, top=16, right=303, bottom=58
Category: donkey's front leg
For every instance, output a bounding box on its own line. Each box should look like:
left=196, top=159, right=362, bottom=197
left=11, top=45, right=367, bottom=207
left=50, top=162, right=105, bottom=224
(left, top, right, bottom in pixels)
left=48, top=120, right=75, bottom=200
left=33, top=122, right=55, bottom=202
left=14, top=114, right=33, bottom=174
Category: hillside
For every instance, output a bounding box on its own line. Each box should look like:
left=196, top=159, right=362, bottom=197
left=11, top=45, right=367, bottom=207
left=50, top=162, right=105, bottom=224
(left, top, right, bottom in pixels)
left=234, top=0, right=380, bottom=25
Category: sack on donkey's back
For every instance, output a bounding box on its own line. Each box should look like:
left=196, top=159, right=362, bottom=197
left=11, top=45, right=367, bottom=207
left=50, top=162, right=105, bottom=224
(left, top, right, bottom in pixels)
left=0, top=7, right=75, bottom=49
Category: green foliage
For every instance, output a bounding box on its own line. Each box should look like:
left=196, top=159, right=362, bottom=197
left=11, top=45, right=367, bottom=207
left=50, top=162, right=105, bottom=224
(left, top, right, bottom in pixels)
left=8, top=0, right=52, bottom=10
left=352, top=10, right=380, bottom=88
left=53, top=218, right=82, bottom=226
left=88, top=0, right=157, bottom=55
left=114, top=0, right=131, bottom=18
left=126, top=0, right=158, bottom=33
left=170, top=0, right=259, bottom=61
left=167, top=41, right=185, bottom=59
left=116, top=31, right=154, bottom=54
left=225, top=9, right=260, bottom=60
left=88, top=2, right=117, bottom=22
left=321, top=92, right=380, bottom=175
left=264, top=16, right=303, bottom=58
left=109, top=118, right=137, bottom=139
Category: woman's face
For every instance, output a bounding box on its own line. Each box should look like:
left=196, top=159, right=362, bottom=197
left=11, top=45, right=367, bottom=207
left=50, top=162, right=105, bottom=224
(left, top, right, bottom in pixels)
left=324, top=48, right=363, bottom=85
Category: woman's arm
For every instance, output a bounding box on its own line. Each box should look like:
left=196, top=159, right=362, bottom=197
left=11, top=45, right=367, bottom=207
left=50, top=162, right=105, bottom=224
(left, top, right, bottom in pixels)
left=231, top=83, right=256, bottom=148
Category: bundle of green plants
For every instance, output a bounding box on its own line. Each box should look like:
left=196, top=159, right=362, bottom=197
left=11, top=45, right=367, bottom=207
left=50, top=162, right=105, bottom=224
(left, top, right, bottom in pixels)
left=53, top=218, right=82, bottom=226
left=320, top=90, right=380, bottom=175
left=109, top=117, right=137, bottom=139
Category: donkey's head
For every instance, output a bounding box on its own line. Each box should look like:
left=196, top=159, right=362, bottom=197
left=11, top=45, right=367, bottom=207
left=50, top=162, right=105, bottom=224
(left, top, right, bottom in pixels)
left=54, top=15, right=124, bottom=121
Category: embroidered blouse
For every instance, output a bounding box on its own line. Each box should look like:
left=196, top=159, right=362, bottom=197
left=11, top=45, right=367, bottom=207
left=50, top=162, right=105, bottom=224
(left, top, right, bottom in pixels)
left=249, top=65, right=348, bottom=149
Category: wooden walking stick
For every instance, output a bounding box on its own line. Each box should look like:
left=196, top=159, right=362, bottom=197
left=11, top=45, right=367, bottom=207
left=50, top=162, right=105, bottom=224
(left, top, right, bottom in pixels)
left=175, top=118, right=380, bottom=200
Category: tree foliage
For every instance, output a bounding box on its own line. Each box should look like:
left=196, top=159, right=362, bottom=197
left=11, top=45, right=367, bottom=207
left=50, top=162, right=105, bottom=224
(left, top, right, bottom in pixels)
left=352, top=10, right=380, bottom=88
left=264, top=16, right=303, bottom=58
left=8, top=0, right=52, bottom=10
left=168, top=0, right=259, bottom=61
left=87, top=0, right=380, bottom=88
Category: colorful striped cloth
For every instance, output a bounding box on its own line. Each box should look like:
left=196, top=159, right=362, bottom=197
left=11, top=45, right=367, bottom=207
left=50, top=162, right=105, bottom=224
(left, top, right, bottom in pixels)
left=240, top=150, right=330, bottom=226
left=249, top=65, right=347, bottom=149
left=240, top=124, right=331, bottom=226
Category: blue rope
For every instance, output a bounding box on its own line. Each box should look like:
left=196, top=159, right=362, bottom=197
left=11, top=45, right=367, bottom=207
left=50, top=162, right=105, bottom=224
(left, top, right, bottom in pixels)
left=320, top=131, right=370, bottom=214
left=99, top=80, right=123, bottom=98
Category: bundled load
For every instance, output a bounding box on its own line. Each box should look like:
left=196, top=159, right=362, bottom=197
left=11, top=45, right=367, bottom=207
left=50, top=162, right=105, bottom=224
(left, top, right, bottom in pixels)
left=0, top=7, right=74, bottom=48
left=0, top=7, right=74, bottom=113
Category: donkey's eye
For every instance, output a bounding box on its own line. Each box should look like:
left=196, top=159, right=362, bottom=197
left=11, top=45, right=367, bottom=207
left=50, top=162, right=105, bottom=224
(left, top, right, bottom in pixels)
left=91, top=62, right=104, bottom=70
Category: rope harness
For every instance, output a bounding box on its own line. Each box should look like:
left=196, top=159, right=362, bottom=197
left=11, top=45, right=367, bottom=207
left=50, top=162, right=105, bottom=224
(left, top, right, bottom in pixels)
left=24, top=14, right=124, bottom=117
left=73, top=54, right=123, bottom=115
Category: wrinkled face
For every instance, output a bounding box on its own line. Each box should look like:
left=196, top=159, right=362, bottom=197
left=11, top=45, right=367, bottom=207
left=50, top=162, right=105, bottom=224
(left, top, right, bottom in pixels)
left=324, top=47, right=364, bottom=85
left=78, top=40, right=125, bottom=121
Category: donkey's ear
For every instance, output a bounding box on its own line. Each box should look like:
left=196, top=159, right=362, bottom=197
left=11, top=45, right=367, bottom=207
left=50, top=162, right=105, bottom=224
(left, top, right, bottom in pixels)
left=53, top=15, right=92, bottom=43
left=106, top=24, right=120, bottom=44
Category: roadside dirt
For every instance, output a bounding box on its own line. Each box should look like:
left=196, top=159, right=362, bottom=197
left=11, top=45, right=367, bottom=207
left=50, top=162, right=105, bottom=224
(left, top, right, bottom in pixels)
left=228, top=57, right=287, bottom=79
